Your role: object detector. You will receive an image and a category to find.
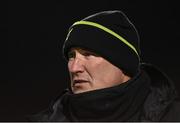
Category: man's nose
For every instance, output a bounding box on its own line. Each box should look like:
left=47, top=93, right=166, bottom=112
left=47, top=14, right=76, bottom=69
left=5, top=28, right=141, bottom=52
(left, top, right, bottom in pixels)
left=69, top=57, right=84, bottom=73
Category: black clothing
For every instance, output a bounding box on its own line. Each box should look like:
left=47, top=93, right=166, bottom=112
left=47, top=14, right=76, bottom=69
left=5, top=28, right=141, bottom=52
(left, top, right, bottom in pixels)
left=29, top=63, right=180, bottom=121
left=61, top=70, right=150, bottom=121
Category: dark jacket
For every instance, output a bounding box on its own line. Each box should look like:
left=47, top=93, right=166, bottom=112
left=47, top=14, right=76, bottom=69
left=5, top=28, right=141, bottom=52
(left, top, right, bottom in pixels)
left=29, top=63, right=180, bottom=121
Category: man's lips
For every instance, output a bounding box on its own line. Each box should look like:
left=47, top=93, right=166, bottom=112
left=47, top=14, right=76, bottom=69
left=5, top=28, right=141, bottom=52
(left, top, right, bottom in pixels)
left=73, top=80, right=89, bottom=86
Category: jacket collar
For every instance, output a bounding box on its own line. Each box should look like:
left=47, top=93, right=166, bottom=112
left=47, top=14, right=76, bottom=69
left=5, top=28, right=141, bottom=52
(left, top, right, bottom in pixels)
left=140, top=63, right=178, bottom=121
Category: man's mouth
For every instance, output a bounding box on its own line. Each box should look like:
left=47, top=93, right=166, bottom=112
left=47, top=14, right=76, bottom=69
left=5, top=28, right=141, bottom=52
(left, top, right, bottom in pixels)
left=73, top=80, right=89, bottom=86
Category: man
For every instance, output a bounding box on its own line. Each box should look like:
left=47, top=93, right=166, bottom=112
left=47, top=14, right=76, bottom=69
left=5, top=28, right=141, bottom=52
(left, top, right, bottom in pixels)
left=30, top=10, right=180, bottom=121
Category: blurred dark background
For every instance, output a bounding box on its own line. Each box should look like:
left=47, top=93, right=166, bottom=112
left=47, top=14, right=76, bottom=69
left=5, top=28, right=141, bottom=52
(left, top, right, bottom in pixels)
left=3, top=0, right=180, bottom=121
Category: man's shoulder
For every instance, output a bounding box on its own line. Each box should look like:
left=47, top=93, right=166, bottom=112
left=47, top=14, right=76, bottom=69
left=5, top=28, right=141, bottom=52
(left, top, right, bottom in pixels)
left=161, top=98, right=180, bottom=121
left=26, top=108, right=51, bottom=121
left=27, top=90, right=69, bottom=121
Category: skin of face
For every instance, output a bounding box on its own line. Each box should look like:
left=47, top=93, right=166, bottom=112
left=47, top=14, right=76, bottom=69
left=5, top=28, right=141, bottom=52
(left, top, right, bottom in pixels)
left=68, top=47, right=131, bottom=94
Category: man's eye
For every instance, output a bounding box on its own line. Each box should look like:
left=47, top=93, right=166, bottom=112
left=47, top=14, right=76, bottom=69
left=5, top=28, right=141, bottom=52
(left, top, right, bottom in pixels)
left=68, top=52, right=75, bottom=59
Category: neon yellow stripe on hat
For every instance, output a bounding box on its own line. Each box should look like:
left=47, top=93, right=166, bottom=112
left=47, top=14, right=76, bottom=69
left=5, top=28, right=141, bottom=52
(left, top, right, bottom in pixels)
left=73, top=20, right=139, bottom=58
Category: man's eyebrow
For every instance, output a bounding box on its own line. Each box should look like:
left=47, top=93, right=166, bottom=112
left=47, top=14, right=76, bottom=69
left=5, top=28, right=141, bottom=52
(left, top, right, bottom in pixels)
left=70, top=48, right=100, bottom=56
left=81, top=50, right=100, bottom=56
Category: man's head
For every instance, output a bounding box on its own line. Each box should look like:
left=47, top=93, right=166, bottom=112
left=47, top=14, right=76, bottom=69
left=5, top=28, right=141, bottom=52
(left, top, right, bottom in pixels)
left=63, top=10, right=141, bottom=93
left=68, top=47, right=130, bottom=94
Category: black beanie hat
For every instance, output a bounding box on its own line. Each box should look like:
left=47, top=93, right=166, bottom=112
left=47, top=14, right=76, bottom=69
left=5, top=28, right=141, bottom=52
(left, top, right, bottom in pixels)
left=63, top=10, right=141, bottom=76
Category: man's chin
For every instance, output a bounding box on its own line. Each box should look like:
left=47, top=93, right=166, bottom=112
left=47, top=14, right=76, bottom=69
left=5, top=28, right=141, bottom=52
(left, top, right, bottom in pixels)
left=72, top=82, right=91, bottom=94
left=72, top=87, right=92, bottom=94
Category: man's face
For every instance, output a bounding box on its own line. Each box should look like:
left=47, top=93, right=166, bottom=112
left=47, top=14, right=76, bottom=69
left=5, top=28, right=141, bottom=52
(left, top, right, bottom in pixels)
left=68, top=47, right=130, bottom=94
